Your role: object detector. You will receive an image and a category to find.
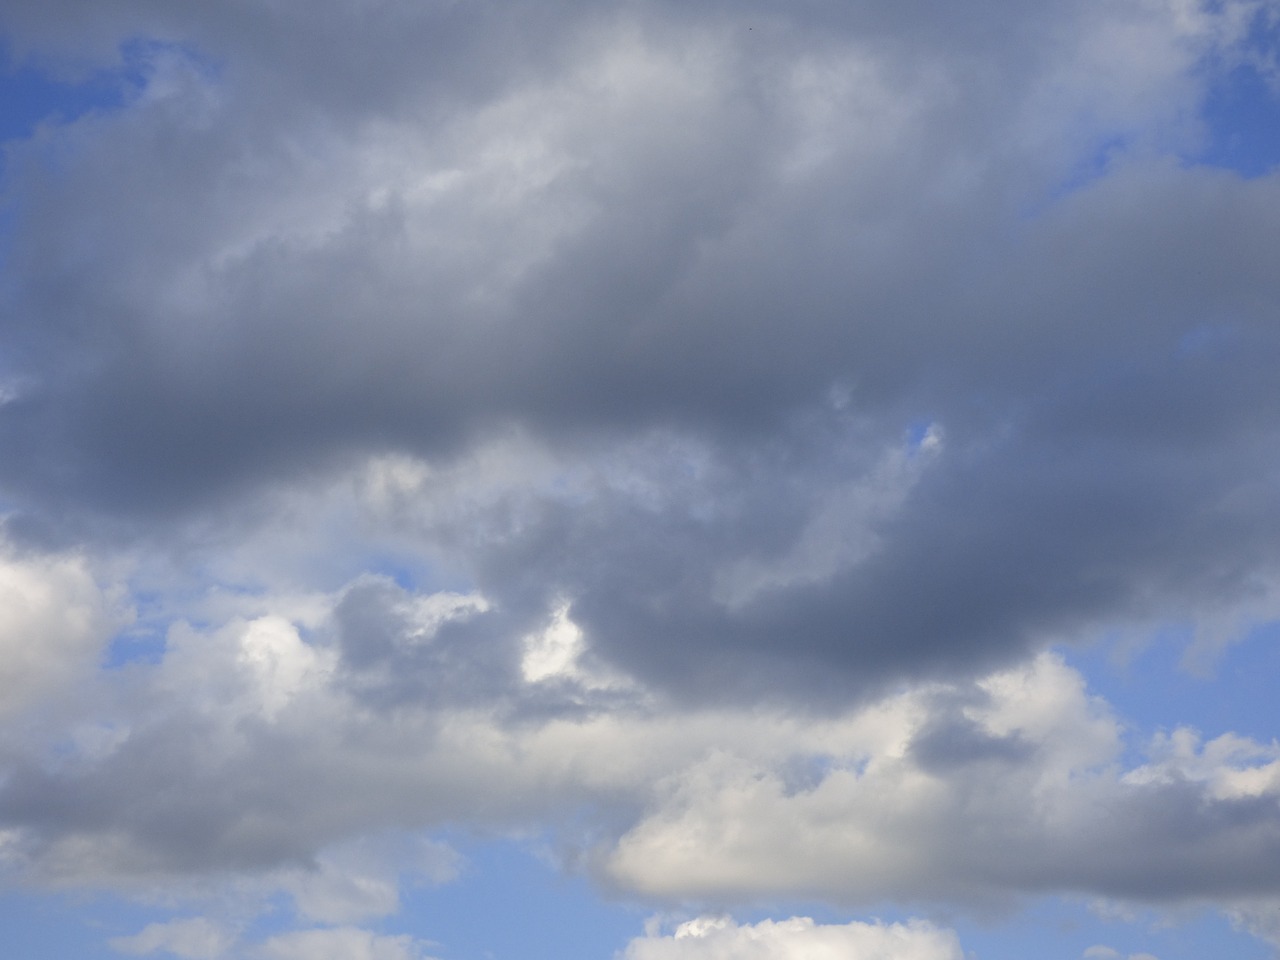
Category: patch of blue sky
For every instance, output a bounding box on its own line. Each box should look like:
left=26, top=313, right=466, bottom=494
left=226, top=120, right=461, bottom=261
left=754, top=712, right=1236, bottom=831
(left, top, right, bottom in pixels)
left=904, top=417, right=930, bottom=445
left=0, top=34, right=224, bottom=161
left=1062, top=618, right=1280, bottom=747
left=395, top=833, right=647, bottom=960
left=1029, top=15, right=1280, bottom=217
left=1191, top=8, right=1280, bottom=178
left=1045, top=134, right=1134, bottom=205
left=101, top=578, right=210, bottom=670
left=0, top=888, right=166, bottom=960
left=356, top=551, right=439, bottom=593
left=0, top=36, right=219, bottom=282
left=102, top=631, right=168, bottom=669
left=0, top=43, right=128, bottom=145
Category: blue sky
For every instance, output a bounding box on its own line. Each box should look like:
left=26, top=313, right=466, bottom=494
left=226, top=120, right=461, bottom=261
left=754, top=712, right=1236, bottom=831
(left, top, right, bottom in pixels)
left=3, top=3, right=1280, bottom=960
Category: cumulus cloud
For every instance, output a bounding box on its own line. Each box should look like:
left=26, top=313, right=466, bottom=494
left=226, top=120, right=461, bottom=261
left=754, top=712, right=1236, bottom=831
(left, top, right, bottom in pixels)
left=2, top=576, right=1279, bottom=917
left=603, top=653, right=1280, bottom=906
left=0, top=541, right=123, bottom=720
left=620, top=915, right=962, bottom=960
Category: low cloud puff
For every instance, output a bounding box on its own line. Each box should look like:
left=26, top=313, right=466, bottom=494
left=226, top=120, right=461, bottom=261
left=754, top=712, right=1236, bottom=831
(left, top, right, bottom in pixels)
left=621, top=916, right=962, bottom=960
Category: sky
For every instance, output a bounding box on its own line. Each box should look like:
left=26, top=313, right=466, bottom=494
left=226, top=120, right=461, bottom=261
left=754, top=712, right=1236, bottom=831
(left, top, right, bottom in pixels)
left=2, top=1, right=1280, bottom=959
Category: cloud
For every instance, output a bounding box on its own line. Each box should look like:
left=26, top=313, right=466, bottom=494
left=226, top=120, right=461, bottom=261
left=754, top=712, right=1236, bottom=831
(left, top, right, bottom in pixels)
left=2, top=0, right=1280, bottom=956
left=1081, top=948, right=1160, bottom=960
left=0, top=541, right=123, bottom=720
left=108, top=916, right=438, bottom=960
left=0, top=2, right=1278, bottom=713
left=109, top=918, right=234, bottom=960
left=620, top=916, right=962, bottom=960
left=251, top=927, right=432, bottom=960
left=603, top=653, right=1280, bottom=906
left=276, top=835, right=460, bottom=925
left=1225, top=897, right=1280, bottom=948
left=2, top=574, right=1279, bottom=915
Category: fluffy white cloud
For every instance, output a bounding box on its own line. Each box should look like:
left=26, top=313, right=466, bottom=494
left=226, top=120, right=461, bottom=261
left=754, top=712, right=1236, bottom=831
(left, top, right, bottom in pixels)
left=0, top=542, right=123, bottom=720
left=621, top=916, right=962, bottom=960
left=155, top=614, right=335, bottom=724
left=604, top=653, right=1280, bottom=906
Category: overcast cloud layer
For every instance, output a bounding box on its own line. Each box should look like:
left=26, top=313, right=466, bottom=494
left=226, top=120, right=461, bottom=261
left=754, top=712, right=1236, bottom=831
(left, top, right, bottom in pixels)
left=2, top=0, right=1280, bottom=958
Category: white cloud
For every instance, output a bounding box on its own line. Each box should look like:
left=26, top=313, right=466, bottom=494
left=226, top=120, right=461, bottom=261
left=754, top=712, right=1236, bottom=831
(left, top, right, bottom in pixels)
left=157, top=615, right=335, bottom=723
left=1081, top=948, right=1158, bottom=960
left=109, top=918, right=234, bottom=960
left=107, top=914, right=441, bottom=960
left=620, top=916, right=962, bottom=960
left=252, top=927, right=431, bottom=960
left=521, top=601, right=635, bottom=693
left=522, top=601, right=588, bottom=683
left=0, top=543, right=123, bottom=720
left=604, top=652, right=1280, bottom=905
left=276, top=835, right=459, bottom=925
left=1226, top=897, right=1280, bottom=948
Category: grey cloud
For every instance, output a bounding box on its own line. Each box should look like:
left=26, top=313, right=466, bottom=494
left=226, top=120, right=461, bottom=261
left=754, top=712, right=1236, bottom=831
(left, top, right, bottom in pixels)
left=908, top=709, right=1036, bottom=772
left=1, top=572, right=1278, bottom=914
left=408, top=401, right=1280, bottom=707
left=2, top=0, right=1280, bottom=707
left=330, top=575, right=522, bottom=708
left=7, top=6, right=1280, bottom=955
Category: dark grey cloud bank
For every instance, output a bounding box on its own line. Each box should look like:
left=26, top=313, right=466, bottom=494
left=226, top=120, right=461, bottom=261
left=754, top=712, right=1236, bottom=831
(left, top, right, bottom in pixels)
left=3, top=0, right=1280, bottom=712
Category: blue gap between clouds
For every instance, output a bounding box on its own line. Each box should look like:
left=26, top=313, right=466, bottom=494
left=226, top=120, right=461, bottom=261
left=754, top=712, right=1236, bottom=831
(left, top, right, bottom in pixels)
left=0, top=42, right=131, bottom=144
left=0, top=889, right=171, bottom=960
left=1193, top=10, right=1280, bottom=177
left=1030, top=13, right=1280, bottom=218
left=387, top=833, right=647, bottom=960
left=1062, top=619, right=1280, bottom=748
left=1196, top=61, right=1280, bottom=177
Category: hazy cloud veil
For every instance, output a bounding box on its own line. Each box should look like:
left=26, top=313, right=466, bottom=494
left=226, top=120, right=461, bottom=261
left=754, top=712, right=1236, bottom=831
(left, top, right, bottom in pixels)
left=2, top=0, right=1280, bottom=958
